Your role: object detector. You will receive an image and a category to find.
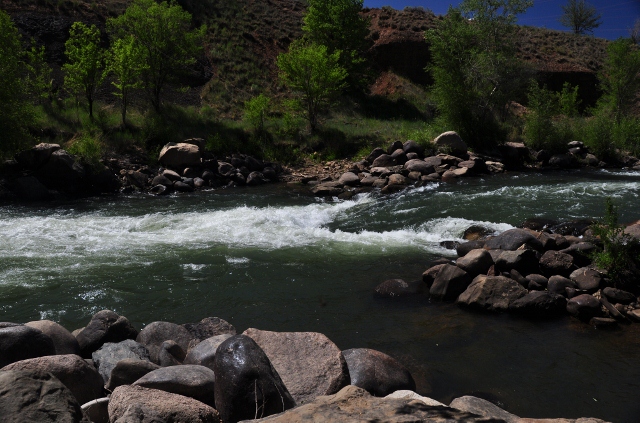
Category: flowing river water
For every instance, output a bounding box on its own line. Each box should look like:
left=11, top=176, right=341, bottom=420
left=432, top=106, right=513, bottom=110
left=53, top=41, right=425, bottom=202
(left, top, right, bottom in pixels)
left=1, top=169, right=640, bottom=421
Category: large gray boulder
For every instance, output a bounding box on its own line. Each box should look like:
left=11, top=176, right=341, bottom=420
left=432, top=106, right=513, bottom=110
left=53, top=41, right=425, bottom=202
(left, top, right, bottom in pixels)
left=494, top=249, right=540, bottom=276
left=34, top=149, right=86, bottom=194
left=109, top=384, right=219, bottom=423
left=404, top=159, right=434, bottom=175
left=158, top=142, right=202, bottom=170
left=92, top=339, right=151, bottom=384
left=569, top=268, right=603, bottom=293
left=0, top=369, right=88, bottom=422
left=136, top=321, right=194, bottom=364
left=567, top=294, right=602, bottom=321
left=484, top=229, right=543, bottom=251
left=433, top=131, right=467, bottom=157
left=9, top=176, right=52, bottom=201
left=373, top=279, right=422, bottom=298
left=15, top=142, right=61, bottom=170
left=133, top=365, right=216, bottom=407
left=456, top=275, right=528, bottom=312
left=508, top=291, right=568, bottom=318
left=0, top=324, right=55, bottom=368
left=547, top=275, right=577, bottom=297
left=25, top=320, right=81, bottom=355
left=182, top=317, right=236, bottom=344
left=184, top=334, right=234, bottom=370
left=243, top=328, right=349, bottom=405
left=429, top=264, right=473, bottom=301
left=105, top=358, right=160, bottom=391
left=539, top=250, right=575, bottom=278
left=75, top=310, right=138, bottom=359
left=342, top=348, right=415, bottom=397
left=456, top=249, right=494, bottom=277
left=2, top=354, right=104, bottom=405
left=449, top=396, right=519, bottom=422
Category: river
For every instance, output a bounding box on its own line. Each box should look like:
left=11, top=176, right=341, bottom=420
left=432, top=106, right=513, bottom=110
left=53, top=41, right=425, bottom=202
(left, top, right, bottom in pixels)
left=1, top=169, right=640, bottom=421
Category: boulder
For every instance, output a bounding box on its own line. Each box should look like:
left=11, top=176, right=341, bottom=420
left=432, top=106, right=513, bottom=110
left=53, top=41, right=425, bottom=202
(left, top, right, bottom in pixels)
left=158, top=142, right=202, bottom=169
left=105, top=358, right=160, bottom=391
left=458, top=159, right=489, bottom=175
left=0, top=370, right=88, bottom=422
left=449, top=395, right=519, bottom=422
left=152, top=174, right=174, bottom=187
left=548, top=153, right=579, bottom=168
left=560, top=242, right=598, bottom=267
left=390, top=149, right=408, bottom=165
left=338, top=172, right=360, bottom=186
left=456, top=249, right=494, bottom=277
left=157, top=340, right=185, bottom=367
left=15, top=143, right=61, bottom=170
left=92, top=339, right=151, bottom=384
left=246, top=171, right=267, bottom=186
left=430, top=264, right=473, bottom=301
left=387, top=173, right=409, bottom=186
left=183, top=317, right=237, bottom=347
left=0, top=324, right=55, bottom=368
left=342, top=348, right=415, bottom=397
left=422, top=264, right=446, bottom=289
left=9, top=176, right=52, bottom=201
left=404, top=159, right=434, bottom=175
left=374, top=279, right=422, bottom=297
left=550, top=219, right=594, bottom=237
left=484, top=229, right=543, bottom=251
left=456, top=275, right=528, bottom=312
left=174, top=180, right=195, bottom=192
left=463, top=225, right=493, bottom=241
left=456, top=240, right=486, bottom=257
left=243, top=328, right=349, bottom=405
left=387, top=141, right=404, bottom=154
left=75, top=310, right=138, bottom=359
left=82, top=397, right=109, bottom=423
left=539, top=251, right=575, bottom=278
left=371, top=154, right=396, bottom=168
left=433, top=131, right=467, bottom=157
left=247, top=385, right=493, bottom=423
left=602, top=287, right=636, bottom=305
left=569, top=268, right=603, bottom=293
left=184, top=334, right=234, bottom=370
left=547, top=275, right=577, bottom=297
left=590, top=317, right=617, bottom=329
left=384, top=390, right=445, bottom=406
left=133, top=365, right=216, bottom=407
left=311, top=182, right=343, bottom=197
left=525, top=274, right=549, bottom=289
left=109, top=384, right=219, bottom=423
left=624, top=223, right=640, bottom=240
left=25, top=320, right=81, bottom=355
left=508, top=291, right=568, bottom=318
left=567, top=294, right=602, bottom=321
left=366, top=147, right=385, bottom=163
left=34, top=149, right=86, bottom=194
left=495, top=249, right=540, bottom=276
left=136, top=321, right=194, bottom=364
left=403, top=140, right=425, bottom=157
left=2, top=354, right=103, bottom=405
left=213, top=335, right=295, bottom=422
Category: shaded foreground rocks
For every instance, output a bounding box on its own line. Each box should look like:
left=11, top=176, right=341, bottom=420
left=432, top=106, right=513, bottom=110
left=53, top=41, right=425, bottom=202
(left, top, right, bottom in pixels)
left=343, top=348, right=415, bottom=397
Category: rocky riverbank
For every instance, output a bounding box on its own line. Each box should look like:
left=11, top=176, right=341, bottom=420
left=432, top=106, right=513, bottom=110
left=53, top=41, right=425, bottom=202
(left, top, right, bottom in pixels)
left=0, top=313, right=611, bottom=422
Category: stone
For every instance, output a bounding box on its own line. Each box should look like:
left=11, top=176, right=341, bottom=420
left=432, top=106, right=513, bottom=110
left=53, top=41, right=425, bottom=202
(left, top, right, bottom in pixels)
left=560, top=242, right=598, bottom=267
left=550, top=219, right=594, bottom=237
left=456, top=249, right=494, bottom=277
left=569, top=268, right=603, bottom=293
left=109, top=384, right=219, bottom=423
left=452, top=167, right=469, bottom=177
left=150, top=184, right=168, bottom=195
left=374, top=279, right=422, bottom=297
left=34, top=149, right=86, bottom=194
left=2, top=354, right=104, bottom=405
left=384, top=390, right=445, bottom=406
left=456, top=275, right=528, bottom=312
left=360, top=174, right=378, bottom=186
left=509, top=291, right=568, bottom=318
left=539, top=251, right=575, bottom=278
left=183, top=317, right=237, bottom=347
left=450, top=395, right=519, bottom=422
left=105, top=358, right=160, bottom=391
left=548, top=153, right=579, bottom=168
left=174, top=181, right=195, bottom=192
left=433, top=131, right=467, bottom=157
left=390, top=149, right=408, bottom=165
left=624, top=223, right=640, bottom=239
left=0, top=324, right=55, bottom=368
left=602, top=287, right=636, bottom=305
left=463, top=225, right=493, bottom=241
left=152, top=174, right=173, bottom=187
left=403, top=140, right=425, bottom=157
left=456, top=240, right=486, bottom=257
left=371, top=154, right=396, bottom=168
left=136, top=321, right=194, bottom=364
left=342, top=348, right=415, bottom=397
left=311, top=182, right=343, bottom=197
left=184, top=334, right=234, bottom=370
left=567, top=294, right=602, bottom=321
left=366, top=147, right=385, bottom=163
left=81, top=398, right=109, bottom=423
left=495, top=249, right=540, bottom=276
left=484, top=229, right=543, bottom=251
left=158, top=142, right=202, bottom=169
left=133, top=365, right=216, bottom=407
left=422, top=264, right=446, bottom=289
left=525, top=274, right=548, bottom=289
left=404, top=159, right=434, bottom=175
left=590, top=317, right=617, bottom=329
left=243, top=328, right=349, bottom=405
left=92, top=340, right=151, bottom=384
left=338, top=172, right=360, bottom=186
left=157, top=340, right=185, bottom=367
left=246, top=385, right=493, bottom=423
left=15, top=143, right=61, bottom=170
left=387, top=173, right=409, bottom=186
left=9, top=176, right=52, bottom=201
left=547, top=275, right=577, bottom=297
left=75, top=310, right=138, bottom=359
left=0, top=370, right=88, bottom=423
left=218, top=161, right=235, bottom=176
left=163, top=169, right=182, bottom=181
left=25, top=320, right=80, bottom=355
left=430, top=264, right=473, bottom=301
left=213, top=335, right=295, bottom=422
left=246, top=171, right=267, bottom=186
left=458, top=159, right=488, bottom=175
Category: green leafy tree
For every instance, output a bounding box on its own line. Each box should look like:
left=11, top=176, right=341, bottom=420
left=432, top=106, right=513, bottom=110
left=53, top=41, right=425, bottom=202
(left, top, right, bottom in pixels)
left=63, top=22, right=105, bottom=119
left=277, top=41, right=347, bottom=132
left=244, top=94, right=271, bottom=135
left=524, top=82, right=559, bottom=151
left=559, top=0, right=602, bottom=35
left=302, top=0, right=370, bottom=89
left=0, top=10, right=32, bottom=155
left=425, top=0, right=532, bottom=147
left=106, top=35, right=146, bottom=125
left=558, top=81, right=581, bottom=117
left=598, top=38, right=640, bottom=123
left=24, top=41, right=53, bottom=103
left=107, top=0, right=205, bottom=112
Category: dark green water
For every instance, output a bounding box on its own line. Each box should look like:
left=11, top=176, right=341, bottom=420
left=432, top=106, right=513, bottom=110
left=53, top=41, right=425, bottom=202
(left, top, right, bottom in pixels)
left=1, top=169, right=640, bottom=421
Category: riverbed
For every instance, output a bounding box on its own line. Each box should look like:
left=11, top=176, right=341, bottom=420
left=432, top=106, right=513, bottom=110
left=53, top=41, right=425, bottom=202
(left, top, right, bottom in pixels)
left=1, top=169, right=640, bottom=421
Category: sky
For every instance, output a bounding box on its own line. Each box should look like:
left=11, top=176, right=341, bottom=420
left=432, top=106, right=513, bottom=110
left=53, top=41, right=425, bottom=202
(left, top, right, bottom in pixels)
left=363, top=0, right=640, bottom=40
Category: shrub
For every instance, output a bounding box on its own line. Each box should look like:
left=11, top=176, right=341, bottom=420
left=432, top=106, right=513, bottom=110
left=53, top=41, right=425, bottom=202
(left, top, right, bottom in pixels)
left=243, top=94, right=271, bottom=135
left=67, top=133, right=103, bottom=169
left=579, top=112, right=616, bottom=161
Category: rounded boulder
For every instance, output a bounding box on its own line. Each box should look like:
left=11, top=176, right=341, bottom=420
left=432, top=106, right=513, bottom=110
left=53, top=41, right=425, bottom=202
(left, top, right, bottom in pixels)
left=342, top=348, right=415, bottom=397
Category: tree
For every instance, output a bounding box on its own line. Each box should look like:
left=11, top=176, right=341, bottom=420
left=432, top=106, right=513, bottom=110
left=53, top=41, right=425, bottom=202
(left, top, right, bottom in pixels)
left=559, top=0, right=602, bottom=35
left=277, top=41, right=347, bottom=132
left=24, top=41, right=53, bottom=104
left=302, top=0, right=370, bottom=90
left=244, top=94, right=271, bottom=135
left=63, top=22, right=105, bottom=119
left=598, top=38, right=640, bottom=123
left=106, top=35, right=146, bottom=125
left=107, top=0, right=205, bottom=112
left=0, top=10, right=32, bottom=155
left=425, top=0, right=532, bottom=147
left=630, top=18, right=640, bottom=45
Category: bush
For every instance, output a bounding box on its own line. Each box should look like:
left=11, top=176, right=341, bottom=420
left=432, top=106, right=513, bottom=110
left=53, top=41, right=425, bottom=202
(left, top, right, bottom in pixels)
left=578, top=112, right=615, bottom=161
left=66, top=133, right=103, bottom=169
left=243, top=94, right=270, bottom=135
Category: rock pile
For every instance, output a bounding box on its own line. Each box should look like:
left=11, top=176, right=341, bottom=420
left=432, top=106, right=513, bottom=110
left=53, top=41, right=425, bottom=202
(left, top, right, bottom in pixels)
left=0, top=312, right=610, bottom=422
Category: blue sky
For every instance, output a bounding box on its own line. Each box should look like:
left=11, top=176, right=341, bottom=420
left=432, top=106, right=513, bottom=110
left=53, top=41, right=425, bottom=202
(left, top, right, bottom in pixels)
left=363, top=0, right=640, bottom=40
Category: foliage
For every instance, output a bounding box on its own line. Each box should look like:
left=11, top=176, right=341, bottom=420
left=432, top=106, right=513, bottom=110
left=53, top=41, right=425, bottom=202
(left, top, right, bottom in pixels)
left=302, top=0, right=370, bottom=90
left=24, top=41, right=53, bottom=103
left=66, top=132, right=103, bottom=169
left=631, top=18, right=640, bottom=45
left=277, top=41, right=348, bottom=132
left=578, top=111, right=615, bottom=161
left=591, top=198, right=640, bottom=289
left=559, top=0, right=602, bottom=35
left=244, top=94, right=271, bottom=135
left=107, top=0, right=205, bottom=112
left=0, top=10, right=32, bottom=155
left=106, top=35, right=146, bottom=125
left=558, top=82, right=581, bottom=117
left=62, top=22, right=105, bottom=119
left=425, top=0, right=532, bottom=148
left=597, top=38, right=640, bottom=123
